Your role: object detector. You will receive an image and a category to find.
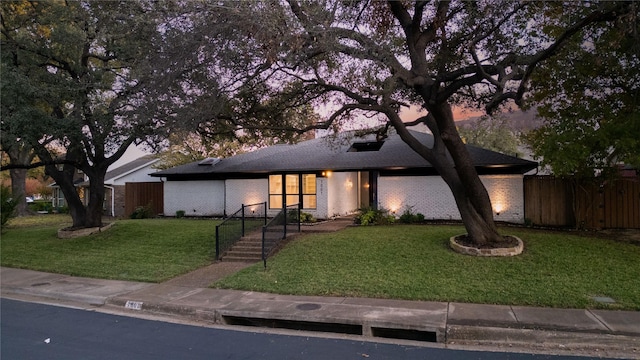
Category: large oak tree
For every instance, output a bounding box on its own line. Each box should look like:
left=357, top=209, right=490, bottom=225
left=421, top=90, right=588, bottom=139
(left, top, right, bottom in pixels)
left=1, top=1, right=246, bottom=227
left=2, top=1, right=169, bottom=227
left=189, top=1, right=632, bottom=245
left=1, top=1, right=316, bottom=228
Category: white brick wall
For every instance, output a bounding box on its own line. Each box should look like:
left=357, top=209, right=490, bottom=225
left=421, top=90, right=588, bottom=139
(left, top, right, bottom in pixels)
left=224, top=178, right=269, bottom=215
left=163, top=180, right=225, bottom=216
left=308, top=177, right=328, bottom=219
left=378, top=175, right=525, bottom=223
left=327, top=171, right=358, bottom=218
left=481, top=175, right=524, bottom=223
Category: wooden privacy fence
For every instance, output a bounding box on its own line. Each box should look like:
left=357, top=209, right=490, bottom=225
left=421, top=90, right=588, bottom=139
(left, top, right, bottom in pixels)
left=524, top=176, right=640, bottom=229
left=124, top=182, right=164, bottom=217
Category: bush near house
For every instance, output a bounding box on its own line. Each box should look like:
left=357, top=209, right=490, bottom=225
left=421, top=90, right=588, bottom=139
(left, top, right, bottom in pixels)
left=287, top=210, right=316, bottom=223
left=354, top=207, right=395, bottom=225
left=130, top=204, right=154, bottom=219
left=398, top=207, right=425, bottom=224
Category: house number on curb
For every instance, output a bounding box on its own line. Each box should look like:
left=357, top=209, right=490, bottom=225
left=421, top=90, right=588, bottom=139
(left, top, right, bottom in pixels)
left=125, top=300, right=143, bottom=310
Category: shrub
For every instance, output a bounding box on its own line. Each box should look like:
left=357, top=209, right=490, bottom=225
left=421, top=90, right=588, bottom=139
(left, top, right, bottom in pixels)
left=29, top=200, right=52, bottom=213
left=287, top=209, right=299, bottom=222
left=1, top=185, right=18, bottom=227
left=286, top=210, right=315, bottom=223
left=354, top=207, right=395, bottom=226
left=176, top=210, right=186, bottom=218
left=398, top=206, right=425, bottom=224
left=130, top=204, right=153, bottom=219
left=300, top=212, right=316, bottom=223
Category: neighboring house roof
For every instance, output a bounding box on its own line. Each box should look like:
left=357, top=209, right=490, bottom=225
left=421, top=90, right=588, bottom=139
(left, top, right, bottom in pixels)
left=71, top=155, right=159, bottom=187
left=152, top=131, right=537, bottom=180
left=102, top=155, right=160, bottom=185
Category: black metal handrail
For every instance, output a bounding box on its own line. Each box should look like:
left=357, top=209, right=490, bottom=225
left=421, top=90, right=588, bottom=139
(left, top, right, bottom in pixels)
left=215, top=202, right=267, bottom=260
left=262, top=203, right=301, bottom=268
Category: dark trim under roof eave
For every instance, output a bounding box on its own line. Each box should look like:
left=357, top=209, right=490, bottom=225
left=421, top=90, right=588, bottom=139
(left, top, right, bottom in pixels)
left=158, top=163, right=536, bottom=181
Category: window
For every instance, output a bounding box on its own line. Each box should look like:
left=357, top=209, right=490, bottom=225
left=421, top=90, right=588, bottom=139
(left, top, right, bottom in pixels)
left=302, top=174, right=316, bottom=209
left=269, top=174, right=316, bottom=209
left=269, top=175, right=283, bottom=209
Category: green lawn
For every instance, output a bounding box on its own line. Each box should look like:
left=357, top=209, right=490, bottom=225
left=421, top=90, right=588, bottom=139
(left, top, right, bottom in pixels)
left=2, top=216, right=638, bottom=310
left=1, top=215, right=219, bottom=282
left=214, top=225, right=640, bottom=310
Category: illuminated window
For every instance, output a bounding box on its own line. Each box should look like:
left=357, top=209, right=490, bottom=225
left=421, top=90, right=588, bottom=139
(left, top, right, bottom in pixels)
left=269, top=175, right=283, bottom=209
left=269, top=174, right=316, bottom=209
left=302, top=174, right=316, bottom=209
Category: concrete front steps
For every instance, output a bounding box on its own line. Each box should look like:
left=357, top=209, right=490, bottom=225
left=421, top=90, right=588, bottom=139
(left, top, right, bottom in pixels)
left=222, top=234, right=263, bottom=262
left=221, top=226, right=299, bottom=262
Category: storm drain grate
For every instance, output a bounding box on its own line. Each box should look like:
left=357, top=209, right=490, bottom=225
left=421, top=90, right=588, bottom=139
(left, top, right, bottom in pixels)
left=222, top=316, right=362, bottom=335
left=371, top=327, right=438, bottom=342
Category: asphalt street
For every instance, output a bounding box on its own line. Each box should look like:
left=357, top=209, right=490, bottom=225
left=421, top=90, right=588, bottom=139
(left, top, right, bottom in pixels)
left=1, top=298, right=614, bottom=360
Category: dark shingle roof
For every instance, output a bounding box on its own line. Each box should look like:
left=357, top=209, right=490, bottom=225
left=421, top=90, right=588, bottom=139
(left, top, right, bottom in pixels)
left=151, top=131, right=537, bottom=179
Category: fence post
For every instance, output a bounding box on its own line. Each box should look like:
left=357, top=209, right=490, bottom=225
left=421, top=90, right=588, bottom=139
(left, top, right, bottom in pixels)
left=283, top=207, right=287, bottom=239
left=263, top=202, right=267, bottom=225
left=215, top=225, right=220, bottom=261
left=241, top=204, right=245, bottom=237
left=262, top=226, right=267, bottom=269
left=298, top=203, right=301, bottom=233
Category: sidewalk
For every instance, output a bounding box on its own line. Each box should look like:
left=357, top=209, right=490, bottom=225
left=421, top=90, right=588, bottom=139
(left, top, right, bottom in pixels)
left=2, top=266, right=639, bottom=358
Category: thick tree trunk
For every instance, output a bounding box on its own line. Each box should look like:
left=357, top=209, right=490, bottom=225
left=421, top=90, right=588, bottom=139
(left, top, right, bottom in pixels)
left=44, top=163, right=87, bottom=228
left=428, top=103, right=504, bottom=245
left=10, top=168, right=29, bottom=217
left=85, top=173, right=105, bottom=228
left=6, top=144, right=34, bottom=217
left=391, top=102, right=505, bottom=246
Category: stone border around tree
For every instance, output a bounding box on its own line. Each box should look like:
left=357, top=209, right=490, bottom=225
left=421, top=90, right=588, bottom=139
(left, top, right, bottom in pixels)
left=449, top=234, right=523, bottom=257
left=57, top=222, right=114, bottom=239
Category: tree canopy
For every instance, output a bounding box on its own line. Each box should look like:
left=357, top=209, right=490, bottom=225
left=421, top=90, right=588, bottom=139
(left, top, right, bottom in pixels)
left=458, top=115, right=521, bottom=157
left=182, top=0, right=632, bottom=245
left=2, top=1, right=633, bottom=244
left=525, top=5, right=640, bottom=177
left=2, top=1, right=168, bottom=226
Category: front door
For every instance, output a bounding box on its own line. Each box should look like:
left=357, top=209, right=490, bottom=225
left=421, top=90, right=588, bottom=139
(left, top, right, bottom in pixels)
left=359, top=171, right=378, bottom=209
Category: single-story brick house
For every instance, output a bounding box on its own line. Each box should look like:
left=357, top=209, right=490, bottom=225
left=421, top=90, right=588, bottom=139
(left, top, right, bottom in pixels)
left=151, top=131, right=537, bottom=223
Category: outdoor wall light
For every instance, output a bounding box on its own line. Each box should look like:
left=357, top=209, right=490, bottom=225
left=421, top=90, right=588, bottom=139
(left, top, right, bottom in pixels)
left=345, top=179, right=353, bottom=189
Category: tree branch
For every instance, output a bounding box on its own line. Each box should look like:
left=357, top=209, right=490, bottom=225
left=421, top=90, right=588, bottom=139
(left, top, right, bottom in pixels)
left=514, top=2, right=629, bottom=103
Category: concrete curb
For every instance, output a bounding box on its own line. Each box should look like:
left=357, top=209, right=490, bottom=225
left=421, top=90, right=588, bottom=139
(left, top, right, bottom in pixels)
left=3, top=285, right=109, bottom=305
left=3, top=266, right=639, bottom=358
left=104, top=292, right=449, bottom=343
left=446, top=325, right=640, bottom=355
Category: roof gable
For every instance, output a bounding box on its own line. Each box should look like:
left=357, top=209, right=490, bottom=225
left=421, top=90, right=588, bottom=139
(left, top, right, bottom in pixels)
left=104, top=155, right=159, bottom=183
